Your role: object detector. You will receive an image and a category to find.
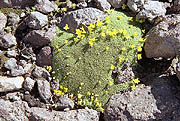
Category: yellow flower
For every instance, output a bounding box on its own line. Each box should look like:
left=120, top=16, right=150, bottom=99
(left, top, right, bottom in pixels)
left=121, top=47, right=126, bottom=51
left=57, top=49, right=61, bottom=52
left=131, top=85, right=136, bottom=89
left=94, top=98, right=98, bottom=103
left=133, top=32, right=138, bottom=37
left=101, top=32, right=106, bottom=37
left=122, top=4, right=126, bottom=10
left=63, top=24, right=69, bottom=30
left=89, top=41, right=93, bottom=47
left=106, top=20, right=111, bottom=24
left=139, top=19, right=145, bottom=23
left=56, top=45, right=59, bottom=49
left=74, top=37, right=79, bottom=42
left=105, top=46, right=109, bottom=51
left=76, top=29, right=82, bottom=36
left=77, top=94, right=83, bottom=99
left=139, top=38, right=146, bottom=42
left=96, top=19, right=102, bottom=27
left=119, top=57, right=124, bottom=62
left=108, top=81, right=114, bottom=86
left=80, top=82, right=84, bottom=86
left=133, top=78, right=140, bottom=84
left=130, top=44, right=135, bottom=49
left=61, top=92, right=64, bottom=96
left=54, top=89, right=58, bottom=95
left=102, top=26, right=107, bottom=31
left=91, top=96, right=94, bottom=101
left=142, top=29, right=145, bottom=33
left=87, top=92, right=91, bottom=96
left=137, top=54, right=142, bottom=60
left=79, top=87, right=82, bottom=90
left=94, top=94, right=99, bottom=97
left=64, top=40, right=68, bottom=44
left=89, top=24, right=95, bottom=29
left=60, top=85, right=63, bottom=89
left=105, top=16, right=110, bottom=20
left=89, top=37, right=96, bottom=42
left=98, top=81, right=102, bottom=85
left=64, top=87, right=68, bottom=93
left=128, top=17, right=133, bottom=22
left=125, top=58, right=128, bottom=61
left=69, top=94, right=73, bottom=99
left=77, top=100, right=82, bottom=105
left=119, top=29, right=124, bottom=33
left=66, top=72, right=72, bottom=75
left=125, top=34, right=130, bottom=39
left=80, top=26, right=86, bottom=34
left=117, top=15, right=123, bottom=19
left=100, top=107, right=104, bottom=113
left=111, top=65, right=115, bottom=70
left=58, top=90, right=62, bottom=95
left=137, top=46, right=142, bottom=52
left=123, top=30, right=127, bottom=36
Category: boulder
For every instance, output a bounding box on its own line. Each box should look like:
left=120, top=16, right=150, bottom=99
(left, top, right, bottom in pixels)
left=107, top=0, right=126, bottom=8
left=94, top=0, right=111, bottom=11
left=0, top=12, right=7, bottom=31
left=0, top=33, right=17, bottom=49
left=127, top=0, right=144, bottom=13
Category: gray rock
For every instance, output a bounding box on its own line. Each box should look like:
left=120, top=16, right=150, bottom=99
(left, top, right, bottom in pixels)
left=127, top=0, right=144, bottom=13
left=59, top=8, right=107, bottom=33
left=7, top=49, right=17, bottom=57
left=36, top=46, right=52, bottom=66
left=0, top=13, right=7, bottom=31
left=20, top=46, right=36, bottom=60
left=169, top=0, right=180, bottom=14
left=28, top=107, right=100, bottom=121
left=0, top=33, right=17, bottom=48
left=7, top=12, right=20, bottom=26
left=23, top=27, right=56, bottom=48
left=23, top=77, right=36, bottom=91
left=4, top=58, right=17, bottom=70
left=11, top=65, right=25, bottom=76
left=35, top=0, right=58, bottom=14
left=144, top=14, right=180, bottom=58
left=23, top=63, right=34, bottom=74
left=37, top=79, right=52, bottom=103
left=56, top=95, right=74, bottom=110
left=136, top=1, right=167, bottom=23
left=0, top=76, right=24, bottom=92
left=107, top=0, right=126, bottom=8
left=6, top=92, right=21, bottom=101
left=32, top=66, right=50, bottom=80
left=0, top=0, right=35, bottom=8
left=104, top=76, right=180, bottom=121
left=76, top=2, right=88, bottom=8
left=94, top=0, right=111, bottom=11
left=0, top=99, right=29, bottom=121
left=26, top=11, right=48, bottom=29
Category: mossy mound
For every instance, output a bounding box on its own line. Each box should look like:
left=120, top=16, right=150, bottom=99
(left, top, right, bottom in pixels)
left=51, top=10, right=143, bottom=106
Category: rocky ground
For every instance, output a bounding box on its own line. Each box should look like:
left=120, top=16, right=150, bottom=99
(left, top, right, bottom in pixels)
left=1, top=0, right=180, bottom=121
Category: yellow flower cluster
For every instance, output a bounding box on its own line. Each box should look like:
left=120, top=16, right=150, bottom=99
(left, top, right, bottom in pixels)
left=88, top=37, right=96, bottom=47
left=131, top=78, right=140, bottom=89
left=53, top=85, right=68, bottom=97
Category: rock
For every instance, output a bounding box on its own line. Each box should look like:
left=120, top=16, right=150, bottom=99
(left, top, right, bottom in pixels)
left=56, top=95, right=74, bottom=110
left=6, top=49, right=17, bottom=57
left=4, top=58, right=17, bottom=70
left=24, top=94, right=43, bottom=107
left=104, top=76, right=180, bottom=121
left=10, top=65, right=25, bottom=76
left=127, top=0, right=144, bottom=13
left=23, top=77, right=36, bottom=91
left=0, top=13, right=7, bottom=31
left=6, top=92, right=22, bottom=101
left=25, top=11, right=48, bottom=29
left=144, top=14, right=180, bottom=58
left=59, top=7, right=107, bottom=33
left=0, top=0, right=35, bottom=8
left=37, top=79, right=52, bottom=103
left=0, top=99, right=29, bottom=121
left=20, top=46, right=36, bottom=60
left=0, top=76, right=24, bottom=92
left=136, top=1, right=167, bottom=23
left=169, top=0, right=180, bottom=14
left=36, top=46, right=52, bottom=66
left=23, top=63, right=34, bottom=74
left=23, top=27, right=56, bottom=48
left=94, top=0, right=111, bottom=11
left=7, top=12, right=20, bottom=26
left=32, top=66, right=50, bottom=80
left=107, top=0, right=126, bottom=8
left=28, top=107, right=100, bottom=121
left=77, top=2, right=88, bottom=8
left=0, top=33, right=17, bottom=49
left=35, top=0, right=58, bottom=14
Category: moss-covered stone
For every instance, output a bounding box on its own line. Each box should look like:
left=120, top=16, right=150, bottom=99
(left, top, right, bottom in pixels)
left=51, top=11, right=143, bottom=106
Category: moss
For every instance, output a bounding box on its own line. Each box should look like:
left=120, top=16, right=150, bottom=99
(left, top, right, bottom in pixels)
left=51, top=11, right=143, bottom=106
left=0, top=8, right=24, bottom=16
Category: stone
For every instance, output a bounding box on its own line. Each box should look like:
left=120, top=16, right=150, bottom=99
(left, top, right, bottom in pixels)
left=7, top=12, right=20, bottom=26
left=23, top=27, right=56, bottom=48
left=23, top=63, right=33, bottom=74
left=37, top=79, right=52, bottom=103
left=20, top=46, right=36, bottom=60
left=0, top=76, right=24, bottom=92
left=0, top=12, right=7, bottom=31
left=144, top=14, right=180, bottom=58
left=6, top=49, right=17, bottom=57
left=94, top=0, right=111, bottom=11
left=36, top=46, right=52, bottom=66
left=0, top=0, right=35, bottom=8
left=23, top=77, right=36, bottom=91
left=104, top=76, right=180, bottom=121
left=10, top=65, right=25, bottom=76
left=28, top=107, right=100, bottom=121
left=169, top=0, right=180, bottom=14
left=35, top=0, right=58, bottom=14
left=32, top=66, right=50, bottom=80
left=0, top=99, right=29, bottom=121
left=25, top=11, right=48, bottom=29
left=56, top=95, right=74, bottom=110
left=76, top=2, right=88, bottom=8
left=0, top=33, right=17, bottom=49
left=6, top=92, right=21, bottom=101
left=136, top=1, right=167, bottom=23
left=107, top=0, right=126, bottom=8
left=59, top=8, right=107, bottom=33
left=4, top=58, right=17, bottom=70
left=127, top=0, right=144, bottom=13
